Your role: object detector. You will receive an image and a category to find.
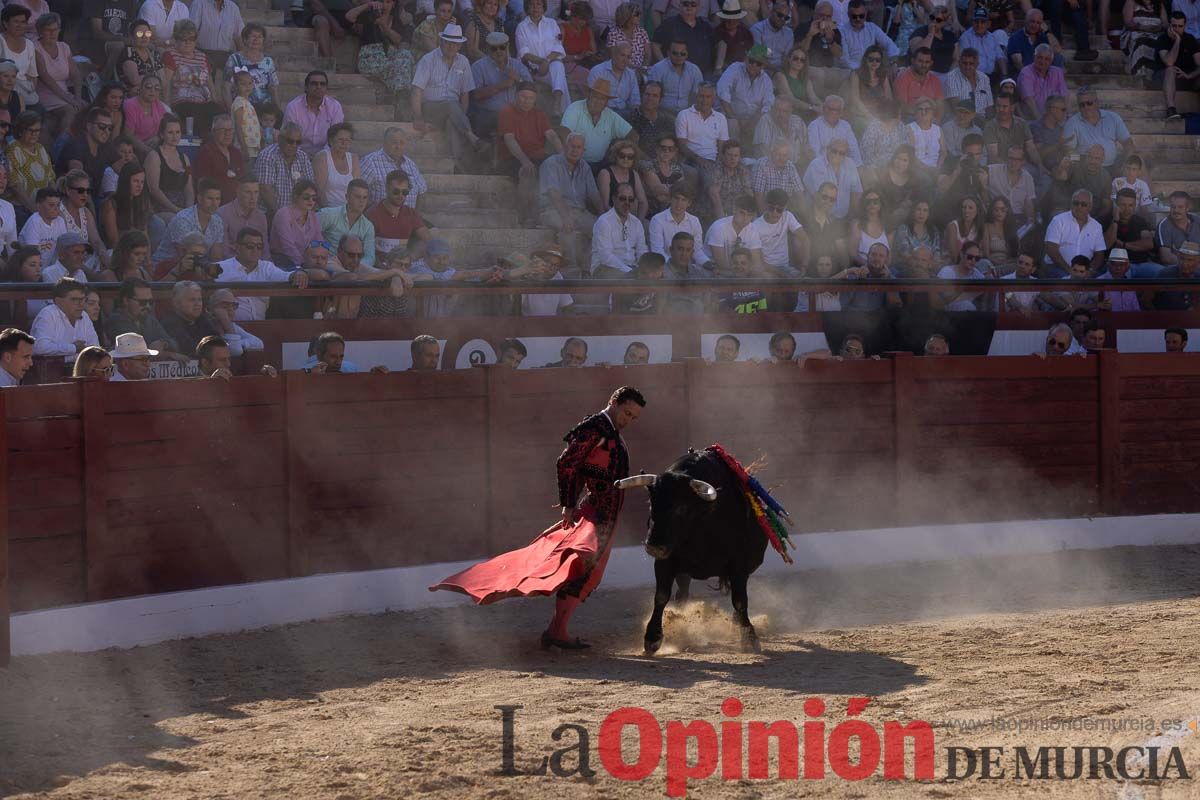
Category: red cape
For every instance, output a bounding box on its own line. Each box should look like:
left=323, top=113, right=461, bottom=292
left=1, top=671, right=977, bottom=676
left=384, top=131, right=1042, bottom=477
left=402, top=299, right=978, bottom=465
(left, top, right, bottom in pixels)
left=428, top=510, right=602, bottom=605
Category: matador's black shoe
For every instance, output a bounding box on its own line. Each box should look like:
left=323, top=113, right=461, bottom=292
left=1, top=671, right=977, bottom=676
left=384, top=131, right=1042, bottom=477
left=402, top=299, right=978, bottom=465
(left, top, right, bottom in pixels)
left=541, top=631, right=591, bottom=650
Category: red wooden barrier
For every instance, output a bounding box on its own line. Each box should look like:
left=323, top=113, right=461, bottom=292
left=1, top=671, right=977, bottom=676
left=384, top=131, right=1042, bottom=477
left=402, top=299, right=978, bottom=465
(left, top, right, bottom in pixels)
left=0, top=389, right=8, bottom=666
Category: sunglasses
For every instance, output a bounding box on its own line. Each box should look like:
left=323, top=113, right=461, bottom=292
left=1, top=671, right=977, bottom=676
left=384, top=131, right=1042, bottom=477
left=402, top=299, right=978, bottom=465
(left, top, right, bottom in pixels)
left=1048, top=339, right=1068, bottom=350
left=671, top=50, right=688, bottom=56
left=135, top=30, right=153, bottom=38
left=963, top=253, right=980, bottom=261
left=134, top=298, right=154, bottom=306
left=283, top=138, right=302, bottom=145
left=850, top=12, right=866, bottom=19
left=390, top=187, right=410, bottom=196
left=92, top=122, right=113, bottom=132
left=69, top=186, right=90, bottom=194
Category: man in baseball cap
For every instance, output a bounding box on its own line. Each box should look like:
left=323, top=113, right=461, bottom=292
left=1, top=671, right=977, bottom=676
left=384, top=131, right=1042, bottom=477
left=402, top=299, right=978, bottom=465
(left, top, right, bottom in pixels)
left=715, top=43, right=774, bottom=139
left=470, top=30, right=532, bottom=138
left=43, top=232, right=92, bottom=284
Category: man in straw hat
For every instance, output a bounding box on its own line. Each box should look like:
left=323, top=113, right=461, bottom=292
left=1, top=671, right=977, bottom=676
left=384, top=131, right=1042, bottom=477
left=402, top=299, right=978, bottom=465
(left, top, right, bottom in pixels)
left=559, top=78, right=635, bottom=167
left=109, top=332, right=158, bottom=382
left=1154, top=241, right=1200, bottom=311
left=412, top=22, right=489, bottom=167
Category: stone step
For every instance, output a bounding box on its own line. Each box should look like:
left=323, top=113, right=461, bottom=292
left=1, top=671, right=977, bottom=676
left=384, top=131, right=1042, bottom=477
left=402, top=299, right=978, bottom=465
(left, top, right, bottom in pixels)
left=427, top=174, right=515, bottom=193
left=1065, top=60, right=1126, bottom=76
left=278, top=71, right=378, bottom=89
left=1069, top=73, right=1141, bottom=88
left=419, top=191, right=507, bottom=210
left=1152, top=180, right=1200, bottom=198
left=257, top=38, right=318, bottom=58
left=1092, top=89, right=1199, bottom=110
left=1122, top=117, right=1187, bottom=135
left=1150, top=163, right=1200, bottom=180
left=271, top=55, right=344, bottom=75
left=424, top=208, right=520, bottom=228
left=1131, top=134, right=1200, bottom=150
left=1063, top=48, right=1124, bottom=65
left=409, top=155, right=456, bottom=173
left=430, top=227, right=549, bottom=247
left=278, top=84, right=383, bottom=105
left=263, top=25, right=316, bottom=45
left=240, top=0, right=273, bottom=10
left=243, top=9, right=286, bottom=25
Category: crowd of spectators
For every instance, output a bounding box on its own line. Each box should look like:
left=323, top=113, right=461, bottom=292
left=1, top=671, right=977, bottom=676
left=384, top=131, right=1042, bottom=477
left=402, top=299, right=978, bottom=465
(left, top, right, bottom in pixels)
left=0, top=0, right=1195, bottom=383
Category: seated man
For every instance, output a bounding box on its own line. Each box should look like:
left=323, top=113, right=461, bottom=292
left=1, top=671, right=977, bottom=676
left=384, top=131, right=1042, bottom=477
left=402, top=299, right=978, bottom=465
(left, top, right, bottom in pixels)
left=412, top=25, right=487, bottom=167
left=362, top=127, right=427, bottom=208
left=894, top=47, right=944, bottom=120
left=1044, top=190, right=1106, bottom=278
left=1103, top=188, right=1157, bottom=270
left=110, top=332, right=158, bottom=381
left=1153, top=241, right=1200, bottom=310
left=105, top=278, right=187, bottom=361
left=715, top=45, right=774, bottom=141
left=1156, top=191, right=1200, bottom=267
left=1017, top=44, right=1067, bottom=120
left=319, top=179, right=376, bottom=268
left=802, top=139, right=861, bottom=220
left=648, top=187, right=711, bottom=263
left=410, top=334, right=441, bottom=371
left=674, top=82, right=729, bottom=166
left=469, top=32, right=533, bottom=140
left=43, top=232, right=92, bottom=283
left=587, top=42, right=641, bottom=116
left=661, top=232, right=714, bottom=315
left=705, top=194, right=764, bottom=275
left=160, top=280, right=223, bottom=359
left=0, top=327, right=33, bottom=387
left=646, top=40, right=704, bottom=117
left=215, top=227, right=311, bottom=320
left=1158, top=12, right=1200, bottom=120
left=957, top=8, right=1006, bottom=78
left=987, top=146, right=1036, bottom=226
left=1063, top=89, right=1134, bottom=170
left=152, top=178, right=226, bottom=265
left=753, top=96, right=810, bottom=164
left=56, top=107, right=116, bottom=193
left=942, top=48, right=994, bottom=117
left=753, top=188, right=808, bottom=278
left=19, top=189, right=67, bottom=257
left=752, top=140, right=804, bottom=214
left=196, top=335, right=234, bottom=380
left=542, top=336, right=588, bottom=368
left=538, top=133, right=603, bottom=271
left=806, top=95, right=862, bottom=166
left=30, top=278, right=98, bottom=360
left=301, top=331, right=388, bottom=374
left=559, top=79, right=634, bottom=167
left=497, top=82, right=561, bottom=227
left=406, top=238, right=502, bottom=317
left=591, top=183, right=649, bottom=277
left=282, top=71, right=345, bottom=156
left=206, top=288, right=265, bottom=354
left=217, top=176, right=269, bottom=253
left=367, top=171, right=432, bottom=266
left=1095, top=248, right=1145, bottom=312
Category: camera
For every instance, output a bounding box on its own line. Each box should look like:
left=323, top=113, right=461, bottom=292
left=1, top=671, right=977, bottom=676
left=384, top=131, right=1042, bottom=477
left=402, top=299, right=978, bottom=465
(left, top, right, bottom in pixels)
left=184, top=254, right=222, bottom=279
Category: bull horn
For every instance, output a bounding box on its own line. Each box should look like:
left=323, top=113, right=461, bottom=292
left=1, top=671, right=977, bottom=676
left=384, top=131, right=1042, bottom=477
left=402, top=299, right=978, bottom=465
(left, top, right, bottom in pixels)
left=689, top=479, right=718, bottom=501
left=616, top=474, right=657, bottom=490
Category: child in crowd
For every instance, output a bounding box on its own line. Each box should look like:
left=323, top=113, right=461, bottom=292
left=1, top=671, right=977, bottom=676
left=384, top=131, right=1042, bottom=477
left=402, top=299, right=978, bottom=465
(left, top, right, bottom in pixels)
left=1059, top=254, right=1101, bottom=311
left=1110, top=154, right=1153, bottom=215
left=794, top=254, right=851, bottom=311
left=718, top=248, right=767, bottom=313
left=100, top=137, right=138, bottom=198
left=256, top=102, right=280, bottom=150
left=231, top=69, right=262, bottom=159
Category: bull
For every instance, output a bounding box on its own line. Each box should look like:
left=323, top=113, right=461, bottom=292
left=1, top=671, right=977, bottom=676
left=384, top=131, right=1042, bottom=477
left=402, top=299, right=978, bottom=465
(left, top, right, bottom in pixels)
left=617, top=448, right=768, bottom=654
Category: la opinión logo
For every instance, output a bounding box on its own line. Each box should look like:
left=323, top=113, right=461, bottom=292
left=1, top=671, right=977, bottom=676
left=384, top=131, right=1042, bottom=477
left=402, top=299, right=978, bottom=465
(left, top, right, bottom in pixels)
left=497, top=696, right=936, bottom=797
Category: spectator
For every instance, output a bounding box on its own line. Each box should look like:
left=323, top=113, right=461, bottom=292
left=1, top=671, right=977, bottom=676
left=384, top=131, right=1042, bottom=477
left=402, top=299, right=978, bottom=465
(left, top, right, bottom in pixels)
left=641, top=134, right=698, bottom=218
left=195, top=334, right=233, bottom=379
left=713, top=333, right=739, bottom=361
left=1123, top=0, right=1168, bottom=82
left=622, top=340, right=651, bottom=364
left=615, top=251, right=667, bottom=314
left=591, top=183, right=648, bottom=276
left=319, top=179, right=375, bottom=268
left=254, top=122, right=314, bottom=216
left=675, top=82, right=728, bottom=167
left=1156, top=191, right=1200, bottom=266
left=206, top=287, right=264, bottom=353
left=892, top=198, right=941, bottom=269
left=497, top=338, right=527, bottom=367
left=215, top=174, right=267, bottom=254
left=6, top=110, right=52, bottom=212
left=803, top=139, right=861, bottom=220
left=462, top=0, right=502, bottom=61
left=215, top=226, right=309, bottom=320
left=268, top=179, right=321, bottom=267
left=1017, top=44, right=1066, bottom=120
left=56, top=108, right=115, bottom=198
left=608, top=3, right=652, bottom=71
left=298, top=0, right=357, bottom=61
left=1064, top=89, right=1134, bottom=169
left=30, top=277, right=97, bottom=358
left=347, top=0, right=414, bottom=96
left=99, top=163, right=151, bottom=249
left=1067, top=144, right=1113, bottom=223
left=100, top=136, right=137, bottom=198
left=701, top=138, right=752, bottom=221
left=706, top=193, right=763, bottom=274
left=312, top=123, right=360, bottom=208
left=1001, top=252, right=1043, bottom=314
left=193, top=113, right=243, bottom=204
left=1045, top=189, right=1105, bottom=276
left=840, top=241, right=900, bottom=311
left=596, top=141, right=647, bottom=219
left=539, top=133, right=603, bottom=270
left=122, top=75, right=171, bottom=149
left=1007, top=9, right=1062, bottom=73
left=1095, top=248, right=1143, bottom=312
left=847, top=46, right=895, bottom=130
left=0, top=6, right=35, bottom=110
left=1158, top=11, right=1200, bottom=121
left=1104, top=188, right=1156, bottom=268
left=661, top=231, right=713, bottom=314
left=72, top=344, right=112, bottom=380
left=982, top=196, right=1020, bottom=272
left=798, top=2, right=845, bottom=98
left=556, top=2, right=597, bottom=97
left=367, top=170, right=431, bottom=265
left=362, top=127, right=426, bottom=210
left=849, top=188, right=888, bottom=266
left=1165, top=327, right=1188, bottom=352
left=83, top=0, right=138, bottom=81
left=751, top=139, right=803, bottom=213
left=894, top=46, right=944, bottom=119
left=773, top=45, right=821, bottom=118
left=908, top=97, right=945, bottom=174
left=414, top=0, right=457, bottom=55
left=987, top=146, right=1036, bottom=225
left=190, top=0, right=244, bottom=72
left=1040, top=322, right=1086, bottom=357
left=807, top=95, right=862, bottom=167
left=507, top=245, right=575, bottom=316
left=1153, top=241, right=1200, bottom=310
left=712, top=0, right=752, bottom=74
left=153, top=178, right=224, bottom=265
left=97, top=231, right=151, bottom=284
left=653, top=0, right=717, bottom=74
left=144, top=114, right=194, bottom=213
left=908, top=6, right=958, bottom=74
left=224, top=23, right=279, bottom=107
left=301, top=331, right=380, bottom=374
left=755, top=187, right=807, bottom=279
left=767, top=331, right=796, bottom=361
left=753, top=95, right=808, bottom=165
left=923, top=333, right=950, bottom=356
left=108, top=331, right=156, bottom=380
left=152, top=230, right=210, bottom=281
left=469, top=32, right=532, bottom=140
left=802, top=181, right=849, bottom=266
left=936, top=240, right=986, bottom=311
left=0, top=326, right=32, bottom=385
left=871, top=144, right=930, bottom=227
left=105, top=276, right=185, bottom=360
left=649, top=186, right=710, bottom=262
left=1111, top=154, right=1153, bottom=213
left=560, top=79, right=634, bottom=167
left=716, top=45, right=773, bottom=142
left=228, top=69, right=262, bottom=160
left=412, top=25, right=488, bottom=168
left=647, top=40, right=704, bottom=117
left=163, top=19, right=220, bottom=133
left=857, top=99, right=911, bottom=171
left=496, top=83, right=559, bottom=226
left=627, top=81, right=669, bottom=163
left=43, top=231, right=91, bottom=285
left=4, top=245, right=42, bottom=320
left=944, top=194, right=985, bottom=263
left=283, top=70, right=344, bottom=157
left=588, top=42, right=640, bottom=116
left=140, top=0, right=189, bottom=45
left=516, top=0, right=570, bottom=115
left=983, top=94, right=1034, bottom=168
left=958, top=7, right=1006, bottom=77
left=1030, top=94, right=1069, bottom=190
left=0, top=61, right=21, bottom=122
left=543, top=336, right=588, bottom=367
left=82, top=286, right=110, bottom=349
left=410, top=334, right=441, bottom=370
left=33, top=12, right=86, bottom=145
left=941, top=99, right=981, bottom=161
left=841, top=0, right=898, bottom=70
left=18, top=187, right=64, bottom=256
left=943, top=48, right=993, bottom=117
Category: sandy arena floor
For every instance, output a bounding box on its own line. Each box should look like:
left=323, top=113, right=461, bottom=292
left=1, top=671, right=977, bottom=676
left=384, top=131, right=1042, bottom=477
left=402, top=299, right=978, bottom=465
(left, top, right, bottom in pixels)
left=3, top=543, right=1200, bottom=799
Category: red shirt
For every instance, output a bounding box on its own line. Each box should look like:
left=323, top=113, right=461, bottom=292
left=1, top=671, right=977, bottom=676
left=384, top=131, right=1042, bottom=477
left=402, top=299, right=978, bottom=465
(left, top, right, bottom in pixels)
left=193, top=141, right=246, bottom=204
left=496, top=104, right=550, bottom=161
left=367, top=202, right=427, bottom=256
left=893, top=68, right=944, bottom=108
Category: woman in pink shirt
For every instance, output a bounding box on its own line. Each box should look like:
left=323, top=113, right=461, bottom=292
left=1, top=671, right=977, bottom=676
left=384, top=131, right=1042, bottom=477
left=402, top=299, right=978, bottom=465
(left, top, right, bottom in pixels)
left=269, top=179, right=322, bottom=267
left=122, top=75, right=170, bottom=148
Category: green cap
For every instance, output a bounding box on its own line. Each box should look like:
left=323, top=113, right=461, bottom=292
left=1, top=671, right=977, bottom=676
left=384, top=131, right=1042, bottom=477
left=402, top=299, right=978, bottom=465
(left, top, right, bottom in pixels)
left=748, top=44, right=770, bottom=62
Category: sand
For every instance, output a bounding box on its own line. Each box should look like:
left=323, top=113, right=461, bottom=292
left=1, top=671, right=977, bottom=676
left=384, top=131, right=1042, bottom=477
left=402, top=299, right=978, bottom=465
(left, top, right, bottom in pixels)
left=3, top=543, right=1200, bottom=799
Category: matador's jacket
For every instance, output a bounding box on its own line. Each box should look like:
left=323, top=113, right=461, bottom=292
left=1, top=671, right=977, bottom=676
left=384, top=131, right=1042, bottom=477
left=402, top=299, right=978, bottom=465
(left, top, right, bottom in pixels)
left=428, top=410, right=631, bottom=605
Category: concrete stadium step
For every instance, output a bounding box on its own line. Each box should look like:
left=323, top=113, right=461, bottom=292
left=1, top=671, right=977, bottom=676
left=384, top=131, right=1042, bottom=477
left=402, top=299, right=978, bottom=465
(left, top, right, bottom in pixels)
left=279, top=71, right=378, bottom=89
left=242, top=9, right=286, bottom=25
left=1063, top=48, right=1125, bottom=65
left=258, top=38, right=318, bottom=58
left=240, top=0, right=273, bottom=10
left=1093, top=89, right=1199, bottom=111
left=1150, top=163, right=1200, bottom=180
left=278, top=84, right=384, bottom=105
left=1065, top=60, right=1126, bottom=76
left=419, top=191, right=509, bottom=210
left=1131, top=133, right=1200, bottom=151
left=426, top=174, right=515, bottom=193
left=1069, top=73, right=1142, bottom=87
left=433, top=227, right=555, bottom=265
left=424, top=208, right=520, bottom=228
left=409, top=155, right=456, bottom=173
left=1123, top=118, right=1187, bottom=135
left=1151, top=180, right=1200, bottom=199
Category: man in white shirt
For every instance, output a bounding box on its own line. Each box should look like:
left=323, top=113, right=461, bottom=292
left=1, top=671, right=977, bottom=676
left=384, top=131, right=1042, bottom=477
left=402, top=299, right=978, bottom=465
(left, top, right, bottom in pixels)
left=412, top=25, right=484, bottom=165
left=1044, top=189, right=1106, bottom=275
left=675, top=82, right=729, bottom=165
left=840, top=0, right=899, bottom=69
left=515, top=0, right=570, bottom=114
left=591, top=184, right=648, bottom=277
left=806, top=96, right=862, bottom=166
left=648, top=187, right=711, bottom=264
left=0, top=327, right=33, bottom=387
left=515, top=244, right=574, bottom=316
left=30, top=277, right=98, bottom=359
left=140, top=0, right=190, bottom=44
left=752, top=188, right=807, bottom=276
left=19, top=188, right=68, bottom=258
left=705, top=194, right=764, bottom=274
left=1001, top=252, right=1043, bottom=313
left=215, top=228, right=310, bottom=320
left=715, top=46, right=774, bottom=141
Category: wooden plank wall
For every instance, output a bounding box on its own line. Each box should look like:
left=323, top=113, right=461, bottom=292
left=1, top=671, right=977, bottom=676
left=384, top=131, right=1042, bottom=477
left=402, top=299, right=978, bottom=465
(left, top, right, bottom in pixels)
left=87, top=378, right=290, bottom=600
left=5, top=383, right=86, bottom=611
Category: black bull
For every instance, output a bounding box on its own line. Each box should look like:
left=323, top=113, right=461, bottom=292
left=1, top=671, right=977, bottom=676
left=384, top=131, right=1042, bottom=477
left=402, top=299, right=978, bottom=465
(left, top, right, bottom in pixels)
left=616, top=449, right=769, bottom=654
